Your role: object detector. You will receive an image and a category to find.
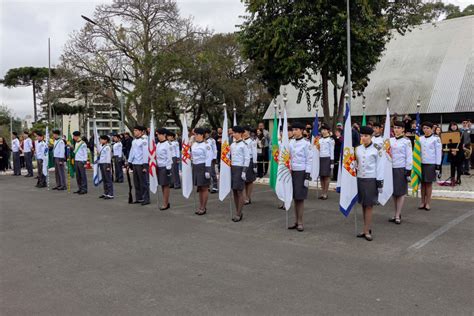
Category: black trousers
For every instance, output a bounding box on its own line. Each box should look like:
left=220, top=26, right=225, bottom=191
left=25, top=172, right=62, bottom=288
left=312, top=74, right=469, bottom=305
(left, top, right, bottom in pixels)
left=171, top=157, right=181, bottom=188
left=100, top=163, right=113, bottom=196
left=36, top=159, right=46, bottom=186
left=54, top=158, right=66, bottom=188
left=113, top=156, right=124, bottom=182
left=263, top=148, right=269, bottom=175
left=75, top=161, right=88, bottom=192
left=450, top=161, right=463, bottom=180
left=24, top=152, right=33, bottom=176
left=12, top=152, right=21, bottom=175
left=132, top=164, right=150, bottom=203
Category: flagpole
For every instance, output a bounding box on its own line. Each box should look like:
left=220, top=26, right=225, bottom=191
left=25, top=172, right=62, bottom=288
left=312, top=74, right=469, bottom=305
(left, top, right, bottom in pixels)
left=151, top=109, right=161, bottom=209
left=283, top=88, right=289, bottom=229
left=224, top=102, right=234, bottom=220
left=315, top=105, right=320, bottom=200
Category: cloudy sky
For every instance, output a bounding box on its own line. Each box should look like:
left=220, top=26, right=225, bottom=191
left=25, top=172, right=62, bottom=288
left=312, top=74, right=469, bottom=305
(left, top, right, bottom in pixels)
left=0, top=0, right=471, bottom=119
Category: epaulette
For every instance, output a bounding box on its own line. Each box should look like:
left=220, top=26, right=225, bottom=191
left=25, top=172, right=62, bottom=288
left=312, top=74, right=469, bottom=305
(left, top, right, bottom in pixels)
left=373, top=143, right=382, bottom=151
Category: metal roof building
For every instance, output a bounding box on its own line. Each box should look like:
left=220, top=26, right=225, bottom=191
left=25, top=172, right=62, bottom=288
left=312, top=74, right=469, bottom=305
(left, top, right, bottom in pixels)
left=263, top=15, right=474, bottom=121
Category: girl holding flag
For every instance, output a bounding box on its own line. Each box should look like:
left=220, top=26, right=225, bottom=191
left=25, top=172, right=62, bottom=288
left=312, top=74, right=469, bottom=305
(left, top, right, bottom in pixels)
left=389, top=121, right=412, bottom=224
left=156, top=128, right=173, bottom=211
left=191, top=127, right=213, bottom=215
left=288, top=122, right=312, bottom=232
left=355, top=126, right=384, bottom=241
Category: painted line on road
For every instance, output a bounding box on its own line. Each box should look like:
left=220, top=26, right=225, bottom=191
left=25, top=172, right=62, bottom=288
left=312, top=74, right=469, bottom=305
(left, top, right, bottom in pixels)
left=408, top=209, right=474, bottom=251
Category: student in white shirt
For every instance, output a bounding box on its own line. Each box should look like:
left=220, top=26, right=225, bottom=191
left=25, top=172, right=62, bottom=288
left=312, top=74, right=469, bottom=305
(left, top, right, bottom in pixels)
left=191, top=128, right=213, bottom=215
left=52, top=129, right=66, bottom=190
left=243, top=126, right=258, bottom=205
left=72, top=131, right=88, bottom=194
left=112, top=134, right=124, bottom=183
left=11, top=132, right=21, bottom=176
left=127, top=125, right=150, bottom=205
left=22, top=131, right=34, bottom=177
left=35, top=131, right=47, bottom=187
left=98, top=135, right=113, bottom=199
left=230, top=126, right=250, bottom=222
left=167, top=131, right=181, bottom=190
left=318, top=124, right=334, bottom=200
left=156, top=128, right=173, bottom=210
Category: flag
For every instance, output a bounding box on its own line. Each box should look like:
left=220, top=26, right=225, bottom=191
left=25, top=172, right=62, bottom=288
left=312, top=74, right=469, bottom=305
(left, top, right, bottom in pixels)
left=148, top=116, right=158, bottom=194
left=411, top=111, right=422, bottom=193
left=66, top=121, right=75, bottom=178
left=92, top=119, right=102, bottom=186
left=219, top=109, right=232, bottom=201
left=339, top=104, right=358, bottom=217
left=276, top=109, right=293, bottom=210
left=377, top=108, right=393, bottom=205
left=362, top=112, right=367, bottom=127
left=43, top=127, right=49, bottom=176
left=181, top=115, right=193, bottom=199
left=310, top=111, right=320, bottom=181
left=269, top=110, right=279, bottom=191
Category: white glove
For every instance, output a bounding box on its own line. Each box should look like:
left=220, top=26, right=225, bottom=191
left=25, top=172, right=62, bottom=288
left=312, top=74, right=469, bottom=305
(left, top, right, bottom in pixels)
left=253, top=167, right=257, bottom=173
left=406, top=176, right=411, bottom=182
left=378, top=188, right=383, bottom=194
left=435, top=170, right=441, bottom=179
left=241, top=172, right=246, bottom=181
left=205, top=172, right=210, bottom=179
left=304, top=179, right=309, bottom=188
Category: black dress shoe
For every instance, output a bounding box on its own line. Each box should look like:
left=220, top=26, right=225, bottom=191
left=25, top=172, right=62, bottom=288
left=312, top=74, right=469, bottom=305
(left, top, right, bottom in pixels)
left=73, top=190, right=81, bottom=194
left=57, top=187, right=67, bottom=191
left=78, top=191, right=87, bottom=195
left=52, top=187, right=59, bottom=190
left=159, top=203, right=170, bottom=210
left=141, top=201, right=151, bottom=206
left=133, top=200, right=144, bottom=204
left=99, top=194, right=106, bottom=198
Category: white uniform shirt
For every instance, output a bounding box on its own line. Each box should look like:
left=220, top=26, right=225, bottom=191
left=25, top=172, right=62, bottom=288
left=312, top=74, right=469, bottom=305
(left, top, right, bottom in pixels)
left=207, top=137, right=218, bottom=160
left=420, top=134, right=442, bottom=165
left=156, top=141, right=173, bottom=169
left=36, top=140, right=46, bottom=160
left=230, top=140, right=250, bottom=167
left=289, top=137, right=312, bottom=173
left=191, top=141, right=213, bottom=167
left=12, top=138, right=20, bottom=153
left=171, top=140, right=180, bottom=159
left=319, top=136, right=334, bottom=159
left=355, top=143, right=383, bottom=180
left=98, top=144, right=112, bottom=164
left=113, top=142, right=123, bottom=158
left=74, top=141, right=88, bottom=162
left=390, top=136, right=412, bottom=170
left=244, top=137, right=258, bottom=162
left=372, top=135, right=383, bottom=147
left=23, top=137, right=33, bottom=153
left=128, top=135, right=148, bottom=165
left=53, top=139, right=65, bottom=159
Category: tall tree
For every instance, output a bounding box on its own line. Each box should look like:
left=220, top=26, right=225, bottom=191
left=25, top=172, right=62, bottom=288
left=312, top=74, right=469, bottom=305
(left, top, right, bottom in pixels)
left=1, top=67, right=50, bottom=122
left=239, top=0, right=446, bottom=128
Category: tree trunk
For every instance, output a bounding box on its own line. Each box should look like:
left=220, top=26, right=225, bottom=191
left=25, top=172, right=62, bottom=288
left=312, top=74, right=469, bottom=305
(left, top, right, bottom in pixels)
left=32, top=80, right=37, bottom=122
left=321, top=66, right=330, bottom=125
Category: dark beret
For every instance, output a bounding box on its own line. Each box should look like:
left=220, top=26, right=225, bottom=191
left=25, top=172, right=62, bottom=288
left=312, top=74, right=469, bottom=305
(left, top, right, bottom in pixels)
left=232, top=126, right=245, bottom=134
left=393, top=121, right=404, bottom=128
left=194, top=127, right=206, bottom=135
left=360, top=126, right=374, bottom=135
left=320, top=123, right=330, bottom=131
left=99, top=135, right=110, bottom=141
left=133, top=125, right=146, bottom=132
left=52, top=129, right=61, bottom=135
left=156, top=128, right=168, bottom=135
left=291, top=122, right=305, bottom=130
left=372, top=122, right=382, bottom=128
left=12, top=131, right=18, bottom=136
left=36, top=131, right=43, bottom=137
left=167, top=130, right=176, bottom=137
left=72, top=131, right=81, bottom=137
left=421, top=121, right=433, bottom=128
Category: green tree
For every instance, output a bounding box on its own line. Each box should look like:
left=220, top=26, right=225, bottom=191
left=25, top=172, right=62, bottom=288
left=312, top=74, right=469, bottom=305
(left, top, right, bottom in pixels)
left=239, top=0, right=447, bottom=128
left=1, top=67, right=50, bottom=122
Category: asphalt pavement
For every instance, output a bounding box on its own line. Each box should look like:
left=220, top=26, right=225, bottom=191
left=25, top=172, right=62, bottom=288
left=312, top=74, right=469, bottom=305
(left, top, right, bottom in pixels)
left=1, top=172, right=473, bottom=315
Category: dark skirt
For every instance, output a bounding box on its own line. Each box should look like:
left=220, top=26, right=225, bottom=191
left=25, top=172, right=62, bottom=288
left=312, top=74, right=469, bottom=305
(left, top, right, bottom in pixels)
left=319, top=157, right=331, bottom=177
left=157, top=167, right=170, bottom=186
left=245, top=159, right=257, bottom=183
left=357, top=178, right=378, bottom=207
left=392, top=168, right=408, bottom=197
left=193, top=163, right=210, bottom=187
left=292, top=170, right=308, bottom=200
left=421, top=163, right=436, bottom=183
left=231, top=165, right=245, bottom=191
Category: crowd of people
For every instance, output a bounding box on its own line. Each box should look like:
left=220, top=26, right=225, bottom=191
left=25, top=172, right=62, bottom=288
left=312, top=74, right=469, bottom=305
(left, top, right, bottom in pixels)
left=1, top=117, right=473, bottom=241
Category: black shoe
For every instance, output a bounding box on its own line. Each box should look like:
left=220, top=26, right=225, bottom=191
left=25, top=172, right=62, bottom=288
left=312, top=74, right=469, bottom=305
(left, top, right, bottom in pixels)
left=73, top=190, right=81, bottom=194
left=57, top=187, right=67, bottom=191
left=210, top=188, right=218, bottom=194
left=141, top=201, right=151, bottom=206
left=159, top=203, right=170, bottom=210
left=104, top=195, right=114, bottom=200
left=38, top=184, right=47, bottom=188
left=99, top=194, right=106, bottom=199
left=52, top=187, right=59, bottom=190
left=174, top=186, right=181, bottom=190
left=232, top=214, right=243, bottom=222
left=78, top=191, right=87, bottom=195
left=133, top=200, right=144, bottom=204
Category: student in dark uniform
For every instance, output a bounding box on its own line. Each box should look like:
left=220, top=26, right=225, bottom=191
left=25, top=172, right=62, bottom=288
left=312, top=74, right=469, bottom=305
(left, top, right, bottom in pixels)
left=419, top=122, right=442, bottom=211
left=156, top=128, right=173, bottom=210
left=389, top=121, right=412, bottom=224
left=355, top=126, right=383, bottom=241
left=230, top=126, right=250, bottom=222
left=243, top=126, right=257, bottom=205
left=447, top=122, right=464, bottom=185
left=288, top=122, right=312, bottom=232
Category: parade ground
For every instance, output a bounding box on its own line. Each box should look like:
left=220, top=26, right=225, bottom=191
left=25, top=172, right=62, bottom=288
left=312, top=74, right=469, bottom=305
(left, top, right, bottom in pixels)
left=1, top=173, right=473, bottom=315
